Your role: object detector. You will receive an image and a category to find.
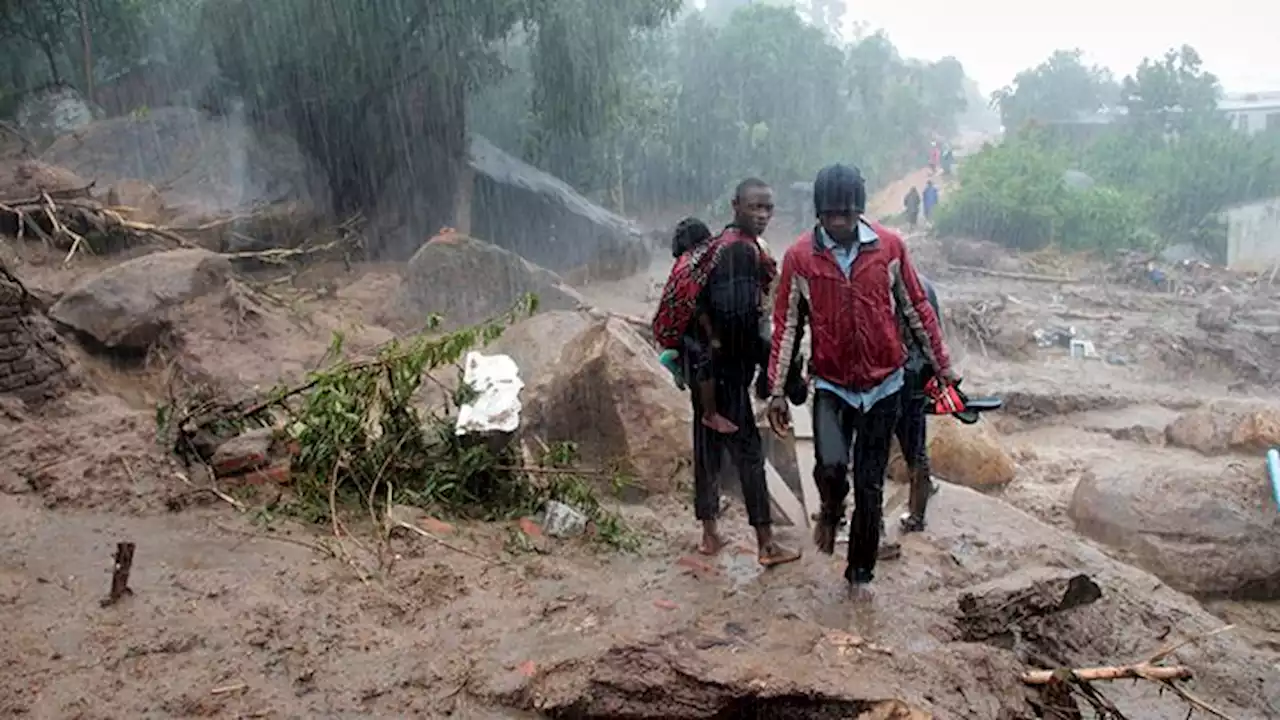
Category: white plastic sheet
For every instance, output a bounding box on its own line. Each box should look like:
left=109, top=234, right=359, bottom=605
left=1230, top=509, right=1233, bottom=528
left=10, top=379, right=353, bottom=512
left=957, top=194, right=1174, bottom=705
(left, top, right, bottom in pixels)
left=454, top=351, right=525, bottom=436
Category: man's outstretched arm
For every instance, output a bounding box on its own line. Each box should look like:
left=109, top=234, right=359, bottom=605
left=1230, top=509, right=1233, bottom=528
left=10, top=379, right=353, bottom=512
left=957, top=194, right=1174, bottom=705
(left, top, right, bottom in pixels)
left=892, top=244, right=954, bottom=381
left=768, top=247, right=807, bottom=397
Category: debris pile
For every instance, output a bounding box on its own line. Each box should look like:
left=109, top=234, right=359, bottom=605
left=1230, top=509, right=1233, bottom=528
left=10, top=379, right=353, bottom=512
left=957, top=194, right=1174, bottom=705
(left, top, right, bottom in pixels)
left=0, top=262, right=70, bottom=402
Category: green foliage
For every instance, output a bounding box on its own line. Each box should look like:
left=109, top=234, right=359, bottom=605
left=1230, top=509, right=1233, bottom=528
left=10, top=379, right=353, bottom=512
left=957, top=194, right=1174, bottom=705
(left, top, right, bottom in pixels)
left=169, top=295, right=637, bottom=552
left=934, top=136, right=1069, bottom=251
left=476, top=5, right=972, bottom=215
left=991, top=49, right=1119, bottom=130
left=946, top=45, right=1280, bottom=260
left=1120, top=45, right=1221, bottom=133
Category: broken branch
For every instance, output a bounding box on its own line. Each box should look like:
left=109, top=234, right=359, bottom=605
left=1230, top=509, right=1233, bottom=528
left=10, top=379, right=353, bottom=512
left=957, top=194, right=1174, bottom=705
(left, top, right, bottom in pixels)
left=950, top=265, right=1080, bottom=283
left=100, top=541, right=136, bottom=607
left=1021, top=663, right=1191, bottom=685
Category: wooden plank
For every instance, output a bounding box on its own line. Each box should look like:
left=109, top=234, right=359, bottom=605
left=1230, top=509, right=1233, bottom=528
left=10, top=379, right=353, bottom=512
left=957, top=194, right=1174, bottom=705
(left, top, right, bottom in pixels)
left=764, top=458, right=808, bottom=529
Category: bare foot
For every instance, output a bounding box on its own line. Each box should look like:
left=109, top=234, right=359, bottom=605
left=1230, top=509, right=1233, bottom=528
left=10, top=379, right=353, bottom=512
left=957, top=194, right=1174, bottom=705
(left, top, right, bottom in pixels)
left=697, top=532, right=726, bottom=556
left=700, top=413, right=739, bottom=434
left=758, top=542, right=802, bottom=568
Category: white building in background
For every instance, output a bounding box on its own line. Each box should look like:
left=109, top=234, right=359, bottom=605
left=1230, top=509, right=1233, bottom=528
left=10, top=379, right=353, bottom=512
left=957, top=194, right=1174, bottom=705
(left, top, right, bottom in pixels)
left=1223, top=197, right=1280, bottom=271
left=1220, top=92, right=1280, bottom=134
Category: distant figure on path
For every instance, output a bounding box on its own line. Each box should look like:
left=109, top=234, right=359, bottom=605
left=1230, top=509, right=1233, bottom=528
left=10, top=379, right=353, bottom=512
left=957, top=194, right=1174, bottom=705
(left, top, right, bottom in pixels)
left=941, top=146, right=955, bottom=175
left=928, top=142, right=940, bottom=175
left=903, top=186, right=921, bottom=229
left=922, top=180, right=939, bottom=222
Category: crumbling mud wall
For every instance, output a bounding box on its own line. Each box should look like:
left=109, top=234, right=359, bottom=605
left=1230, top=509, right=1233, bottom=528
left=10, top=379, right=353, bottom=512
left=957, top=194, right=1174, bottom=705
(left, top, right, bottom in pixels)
left=0, top=269, right=68, bottom=402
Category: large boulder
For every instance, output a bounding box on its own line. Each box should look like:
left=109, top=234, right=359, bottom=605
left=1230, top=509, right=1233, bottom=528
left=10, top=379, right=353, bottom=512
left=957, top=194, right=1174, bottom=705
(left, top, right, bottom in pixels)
left=0, top=160, right=88, bottom=200
left=485, top=310, right=594, bottom=386
left=13, top=85, right=98, bottom=148
left=384, top=233, right=587, bottom=332
left=889, top=415, right=1016, bottom=489
left=1165, top=404, right=1280, bottom=456
left=522, top=317, right=690, bottom=496
left=43, top=106, right=330, bottom=243
left=1069, top=460, right=1280, bottom=597
left=467, top=136, right=650, bottom=277
left=50, top=249, right=232, bottom=350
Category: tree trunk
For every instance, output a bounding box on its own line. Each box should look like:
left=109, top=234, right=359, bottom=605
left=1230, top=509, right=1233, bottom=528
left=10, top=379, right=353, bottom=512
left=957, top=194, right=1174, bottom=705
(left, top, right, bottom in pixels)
left=78, top=0, right=94, bottom=103
left=40, top=38, right=61, bottom=85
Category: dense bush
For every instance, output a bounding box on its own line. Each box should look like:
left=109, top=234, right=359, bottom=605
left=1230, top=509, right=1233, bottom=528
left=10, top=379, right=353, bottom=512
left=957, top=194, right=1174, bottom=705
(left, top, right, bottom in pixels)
left=959, top=44, right=1280, bottom=260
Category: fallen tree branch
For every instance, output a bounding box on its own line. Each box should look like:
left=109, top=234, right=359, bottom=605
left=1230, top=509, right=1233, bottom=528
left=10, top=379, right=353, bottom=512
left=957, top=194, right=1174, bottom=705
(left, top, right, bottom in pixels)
left=1021, top=663, right=1191, bottom=685
left=951, top=264, right=1080, bottom=283
left=389, top=517, right=501, bottom=565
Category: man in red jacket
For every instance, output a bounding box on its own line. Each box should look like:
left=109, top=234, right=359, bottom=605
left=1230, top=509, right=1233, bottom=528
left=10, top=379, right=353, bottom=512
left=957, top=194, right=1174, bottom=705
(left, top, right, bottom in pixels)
left=766, top=164, right=957, bottom=590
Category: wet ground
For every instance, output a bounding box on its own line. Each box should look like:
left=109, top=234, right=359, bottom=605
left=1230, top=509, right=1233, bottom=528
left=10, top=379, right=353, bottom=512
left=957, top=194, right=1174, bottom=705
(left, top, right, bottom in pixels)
left=5, top=184, right=1280, bottom=716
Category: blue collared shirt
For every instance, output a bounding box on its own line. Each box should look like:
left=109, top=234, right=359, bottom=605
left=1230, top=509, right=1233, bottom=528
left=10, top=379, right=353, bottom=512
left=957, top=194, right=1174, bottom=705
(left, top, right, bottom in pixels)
left=812, top=224, right=905, bottom=412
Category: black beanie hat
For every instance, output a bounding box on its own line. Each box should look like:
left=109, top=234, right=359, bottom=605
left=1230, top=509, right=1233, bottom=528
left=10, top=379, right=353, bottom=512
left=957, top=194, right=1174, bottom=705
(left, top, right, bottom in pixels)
left=813, top=164, right=866, bottom=216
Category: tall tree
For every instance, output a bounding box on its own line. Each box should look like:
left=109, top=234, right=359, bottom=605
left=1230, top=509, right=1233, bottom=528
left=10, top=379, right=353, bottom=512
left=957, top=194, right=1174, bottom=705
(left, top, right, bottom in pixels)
left=1121, top=45, right=1221, bottom=132
left=205, top=0, right=679, bottom=259
left=991, top=49, right=1119, bottom=130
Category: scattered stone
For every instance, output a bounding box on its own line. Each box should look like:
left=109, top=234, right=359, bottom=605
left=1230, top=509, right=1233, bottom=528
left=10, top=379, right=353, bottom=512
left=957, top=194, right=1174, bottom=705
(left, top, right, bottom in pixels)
left=49, top=249, right=232, bottom=350
left=383, top=233, right=586, bottom=332
left=890, top=416, right=1015, bottom=488
left=419, top=517, right=456, bottom=536
left=653, top=599, right=679, bottom=611
left=517, top=517, right=543, bottom=539
left=210, top=427, right=274, bottom=477
left=1069, top=462, right=1280, bottom=597
left=542, top=500, right=588, bottom=538
left=242, top=460, right=291, bottom=486
left=522, top=318, right=691, bottom=497
left=1165, top=404, right=1280, bottom=456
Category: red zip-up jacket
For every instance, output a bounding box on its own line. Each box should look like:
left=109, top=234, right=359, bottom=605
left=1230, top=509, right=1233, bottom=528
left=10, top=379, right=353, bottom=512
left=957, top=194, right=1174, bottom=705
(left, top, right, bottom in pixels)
left=767, top=220, right=952, bottom=397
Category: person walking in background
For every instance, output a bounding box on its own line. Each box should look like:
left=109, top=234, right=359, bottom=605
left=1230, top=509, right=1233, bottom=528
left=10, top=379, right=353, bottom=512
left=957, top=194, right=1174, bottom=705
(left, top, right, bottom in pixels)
left=941, top=146, right=955, bottom=176
left=922, top=180, right=939, bottom=224
left=766, top=164, right=957, bottom=593
left=928, top=142, right=940, bottom=175
left=903, top=186, right=921, bottom=229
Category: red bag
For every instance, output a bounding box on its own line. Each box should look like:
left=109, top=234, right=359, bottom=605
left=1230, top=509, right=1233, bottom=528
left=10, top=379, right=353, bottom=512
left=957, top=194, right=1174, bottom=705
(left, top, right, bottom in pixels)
left=651, top=233, right=736, bottom=350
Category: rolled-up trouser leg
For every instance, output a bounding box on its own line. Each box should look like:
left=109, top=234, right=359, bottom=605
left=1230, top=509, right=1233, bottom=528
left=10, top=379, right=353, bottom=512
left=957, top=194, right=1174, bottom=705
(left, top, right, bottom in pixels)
left=845, top=392, right=901, bottom=581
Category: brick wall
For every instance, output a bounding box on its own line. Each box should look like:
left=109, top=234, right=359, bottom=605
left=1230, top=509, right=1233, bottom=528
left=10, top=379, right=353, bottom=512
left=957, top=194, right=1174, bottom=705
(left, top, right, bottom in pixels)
left=0, top=274, right=67, bottom=403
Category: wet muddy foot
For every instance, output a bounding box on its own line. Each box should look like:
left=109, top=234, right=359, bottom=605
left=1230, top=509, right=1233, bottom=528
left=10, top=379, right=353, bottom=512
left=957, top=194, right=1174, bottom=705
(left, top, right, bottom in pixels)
left=758, top=542, right=801, bottom=568
left=700, top=413, right=739, bottom=434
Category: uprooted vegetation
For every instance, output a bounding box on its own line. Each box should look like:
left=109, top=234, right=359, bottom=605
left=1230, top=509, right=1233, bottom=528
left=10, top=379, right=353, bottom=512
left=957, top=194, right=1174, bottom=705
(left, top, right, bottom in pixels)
left=158, top=294, right=638, bottom=554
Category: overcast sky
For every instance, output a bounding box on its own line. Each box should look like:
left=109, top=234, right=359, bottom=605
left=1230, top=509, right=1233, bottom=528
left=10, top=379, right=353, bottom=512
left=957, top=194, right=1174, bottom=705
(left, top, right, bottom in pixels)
left=845, top=0, right=1278, bottom=95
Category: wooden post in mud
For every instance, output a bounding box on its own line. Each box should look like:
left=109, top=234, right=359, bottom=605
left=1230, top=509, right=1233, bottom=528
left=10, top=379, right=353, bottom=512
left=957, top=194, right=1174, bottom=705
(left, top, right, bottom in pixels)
left=101, top=542, right=136, bottom=607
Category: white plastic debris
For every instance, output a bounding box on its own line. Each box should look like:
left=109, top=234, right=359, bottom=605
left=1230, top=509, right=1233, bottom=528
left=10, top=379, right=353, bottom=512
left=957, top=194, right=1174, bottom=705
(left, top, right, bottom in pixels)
left=454, top=351, right=524, bottom=436
left=542, top=500, right=588, bottom=538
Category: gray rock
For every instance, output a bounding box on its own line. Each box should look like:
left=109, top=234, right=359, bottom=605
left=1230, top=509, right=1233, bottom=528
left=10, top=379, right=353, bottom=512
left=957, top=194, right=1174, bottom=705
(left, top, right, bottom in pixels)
left=50, top=249, right=232, bottom=350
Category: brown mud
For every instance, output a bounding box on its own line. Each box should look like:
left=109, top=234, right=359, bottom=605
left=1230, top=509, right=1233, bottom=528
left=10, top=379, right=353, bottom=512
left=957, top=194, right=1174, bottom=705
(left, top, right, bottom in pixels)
left=4, top=167, right=1280, bottom=718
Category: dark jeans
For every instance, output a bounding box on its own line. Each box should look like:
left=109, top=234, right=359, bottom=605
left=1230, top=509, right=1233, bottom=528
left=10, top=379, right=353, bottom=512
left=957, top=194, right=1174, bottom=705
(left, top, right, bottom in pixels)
left=811, top=388, right=901, bottom=580
left=895, top=376, right=929, bottom=469
left=691, top=362, right=771, bottom=528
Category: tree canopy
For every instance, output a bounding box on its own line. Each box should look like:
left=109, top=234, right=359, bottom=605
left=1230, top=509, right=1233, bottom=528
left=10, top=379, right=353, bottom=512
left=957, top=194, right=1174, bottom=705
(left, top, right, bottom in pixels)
left=940, top=45, right=1279, bottom=261
left=0, top=0, right=980, bottom=249
left=991, top=49, right=1119, bottom=130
